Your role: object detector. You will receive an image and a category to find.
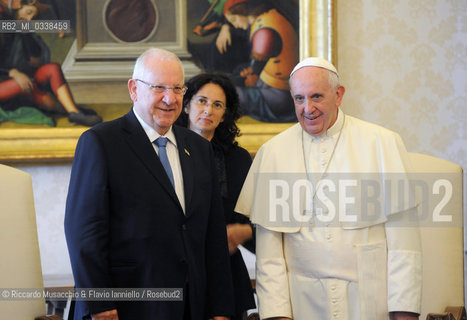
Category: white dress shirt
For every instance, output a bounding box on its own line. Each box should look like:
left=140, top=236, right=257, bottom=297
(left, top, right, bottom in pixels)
left=133, top=108, right=186, bottom=213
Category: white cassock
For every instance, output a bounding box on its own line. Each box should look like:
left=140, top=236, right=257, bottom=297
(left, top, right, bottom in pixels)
left=235, top=109, right=422, bottom=320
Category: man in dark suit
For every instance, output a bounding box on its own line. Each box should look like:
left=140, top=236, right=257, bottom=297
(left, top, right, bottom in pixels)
left=65, top=48, right=234, bottom=320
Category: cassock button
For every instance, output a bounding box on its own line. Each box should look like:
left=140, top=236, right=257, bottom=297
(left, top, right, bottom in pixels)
left=182, top=224, right=187, bottom=230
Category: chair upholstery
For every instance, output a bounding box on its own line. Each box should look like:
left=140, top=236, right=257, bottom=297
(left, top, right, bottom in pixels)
left=408, top=153, right=465, bottom=319
left=0, top=165, right=46, bottom=319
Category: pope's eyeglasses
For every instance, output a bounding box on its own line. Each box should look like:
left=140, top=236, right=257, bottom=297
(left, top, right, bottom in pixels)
left=135, top=79, right=187, bottom=95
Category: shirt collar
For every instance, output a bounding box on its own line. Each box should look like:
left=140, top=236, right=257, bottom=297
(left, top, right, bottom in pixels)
left=327, top=108, right=344, bottom=137
left=132, top=108, right=177, bottom=147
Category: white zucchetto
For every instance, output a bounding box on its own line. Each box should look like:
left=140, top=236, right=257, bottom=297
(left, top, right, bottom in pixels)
left=290, top=57, right=339, bottom=78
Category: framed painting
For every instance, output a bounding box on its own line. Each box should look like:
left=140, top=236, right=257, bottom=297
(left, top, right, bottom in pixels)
left=0, top=0, right=336, bottom=163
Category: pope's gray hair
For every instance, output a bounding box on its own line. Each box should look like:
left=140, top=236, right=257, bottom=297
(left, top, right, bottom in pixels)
left=327, top=70, right=340, bottom=90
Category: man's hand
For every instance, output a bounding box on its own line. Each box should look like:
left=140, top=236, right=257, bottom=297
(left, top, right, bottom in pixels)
left=212, top=317, right=230, bottom=320
left=8, top=68, right=33, bottom=93
left=226, top=224, right=253, bottom=254
left=92, top=309, right=119, bottom=320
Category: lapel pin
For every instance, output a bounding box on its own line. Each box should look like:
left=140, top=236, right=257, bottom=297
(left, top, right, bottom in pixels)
left=184, top=148, right=190, bottom=156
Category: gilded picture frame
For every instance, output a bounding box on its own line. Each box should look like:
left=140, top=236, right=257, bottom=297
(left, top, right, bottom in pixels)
left=0, top=0, right=337, bottom=163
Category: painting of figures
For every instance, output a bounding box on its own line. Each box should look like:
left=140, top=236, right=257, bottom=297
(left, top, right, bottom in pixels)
left=187, top=0, right=299, bottom=123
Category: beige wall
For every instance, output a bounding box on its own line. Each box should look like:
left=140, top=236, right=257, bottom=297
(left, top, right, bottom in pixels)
left=337, top=0, right=466, bottom=168
left=19, top=165, right=73, bottom=286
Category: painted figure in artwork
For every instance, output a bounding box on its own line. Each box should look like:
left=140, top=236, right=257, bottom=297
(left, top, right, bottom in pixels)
left=0, top=0, right=102, bottom=126
left=224, top=0, right=299, bottom=123
left=191, top=0, right=251, bottom=74
left=190, top=0, right=299, bottom=123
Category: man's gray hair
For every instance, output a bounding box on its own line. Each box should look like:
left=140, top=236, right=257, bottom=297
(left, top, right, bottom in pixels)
left=132, top=48, right=184, bottom=80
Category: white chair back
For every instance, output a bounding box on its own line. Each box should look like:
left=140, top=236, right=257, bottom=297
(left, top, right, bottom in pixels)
left=0, top=165, right=46, bottom=319
left=408, top=153, right=464, bottom=319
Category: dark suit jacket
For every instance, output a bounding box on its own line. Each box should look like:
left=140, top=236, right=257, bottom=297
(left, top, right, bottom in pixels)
left=65, top=110, right=234, bottom=320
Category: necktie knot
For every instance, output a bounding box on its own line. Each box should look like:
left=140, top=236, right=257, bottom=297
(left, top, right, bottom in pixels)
left=155, top=137, right=168, bottom=148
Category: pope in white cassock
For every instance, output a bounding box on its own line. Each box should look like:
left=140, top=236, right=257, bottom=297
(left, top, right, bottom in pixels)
left=235, top=57, right=422, bottom=320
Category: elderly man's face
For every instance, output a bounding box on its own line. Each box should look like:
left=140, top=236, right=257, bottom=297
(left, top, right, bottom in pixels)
left=129, top=57, right=184, bottom=136
left=290, top=67, right=345, bottom=137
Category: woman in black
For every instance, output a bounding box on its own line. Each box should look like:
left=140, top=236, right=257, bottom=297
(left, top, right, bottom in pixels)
left=177, top=73, right=256, bottom=320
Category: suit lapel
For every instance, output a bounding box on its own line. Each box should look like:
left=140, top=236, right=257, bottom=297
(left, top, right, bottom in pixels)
left=173, top=126, right=194, bottom=216
left=121, top=111, right=182, bottom=209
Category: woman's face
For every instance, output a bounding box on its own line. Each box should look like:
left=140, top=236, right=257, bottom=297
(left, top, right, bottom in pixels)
left=17, top=4, right=37, bottom=21
left=224, top=11, right=250, bottom=30
left=185, top=83, right=227, bottom=141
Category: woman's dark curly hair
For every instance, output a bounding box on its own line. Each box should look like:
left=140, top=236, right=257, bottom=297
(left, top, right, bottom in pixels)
left=178, top=72, right=242, bottom=148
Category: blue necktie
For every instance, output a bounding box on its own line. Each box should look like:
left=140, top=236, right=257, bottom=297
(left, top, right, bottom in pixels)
left=154, top=137, right=174, bottom=188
